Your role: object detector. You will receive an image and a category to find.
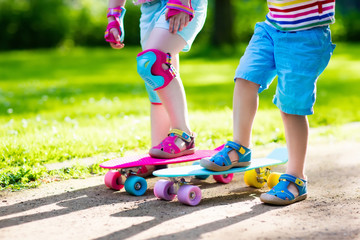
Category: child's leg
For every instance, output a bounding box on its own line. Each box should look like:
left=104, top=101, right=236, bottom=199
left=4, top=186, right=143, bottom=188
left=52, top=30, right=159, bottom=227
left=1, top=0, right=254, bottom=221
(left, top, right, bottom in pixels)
left=228, top=78, right=260, bottom=161
left=137, top=0, right=206, bottom=158
left=260, top=112, right=309, bottom=204
left=149, top=51, right=181, bottom=147
left=200, top=78, right=258, bottom=171
left=143, top=28, right=193, bottom=156
left=259, top=25, right=335, bottom=205
left=281, top=111, right=308, bottom=195
left=149, top=52, right=189, bottom=146
left=200, top=22, right=277, bottom=171
left=155, top=54, right=191, bottom=136
left=150, top=104, right=170, bottom=146
left=233, top=78, right=260, bottom=148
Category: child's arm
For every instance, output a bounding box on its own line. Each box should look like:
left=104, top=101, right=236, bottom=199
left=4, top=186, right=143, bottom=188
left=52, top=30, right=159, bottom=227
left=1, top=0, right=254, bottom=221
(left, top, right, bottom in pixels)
left=108, top=0, right=126, bottom=8
left=105, top=0, right=126, bottom=49
left=165, top=0, right=194, bottom=34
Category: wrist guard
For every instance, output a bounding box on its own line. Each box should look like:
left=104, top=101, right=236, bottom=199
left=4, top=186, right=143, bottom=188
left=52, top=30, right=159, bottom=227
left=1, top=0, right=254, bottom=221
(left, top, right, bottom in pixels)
left=104, top=6, right=126, bottom=43
left=166, top=0, right=194, bottom=21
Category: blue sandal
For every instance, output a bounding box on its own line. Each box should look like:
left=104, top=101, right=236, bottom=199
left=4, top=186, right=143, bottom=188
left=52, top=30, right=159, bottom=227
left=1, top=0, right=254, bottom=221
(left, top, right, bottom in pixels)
left=260, top=174, right=307, bottom=205
left=200, top=141, right=251, bottom=171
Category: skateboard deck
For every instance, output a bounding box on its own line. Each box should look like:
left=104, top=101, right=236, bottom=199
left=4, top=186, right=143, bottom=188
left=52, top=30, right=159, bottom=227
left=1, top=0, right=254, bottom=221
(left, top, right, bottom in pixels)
left=152, top=147, right=288, bottom=206
left=153, top=147, right=288, bottom=178
left=99, top=145, right=224, bottom=196
left=100, top=145, right=223, bottom=169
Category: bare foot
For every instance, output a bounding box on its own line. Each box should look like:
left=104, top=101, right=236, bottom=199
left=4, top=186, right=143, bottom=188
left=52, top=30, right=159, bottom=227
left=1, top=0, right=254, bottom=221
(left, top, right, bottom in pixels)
left=227, top=150, right=239, bottom=163
left=287, top=182, right=299, bottom=198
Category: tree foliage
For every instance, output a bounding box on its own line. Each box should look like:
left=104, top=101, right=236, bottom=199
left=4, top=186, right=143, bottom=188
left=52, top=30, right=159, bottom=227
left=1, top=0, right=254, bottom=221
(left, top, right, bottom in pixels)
left=0, top=0, right=358, bottom=50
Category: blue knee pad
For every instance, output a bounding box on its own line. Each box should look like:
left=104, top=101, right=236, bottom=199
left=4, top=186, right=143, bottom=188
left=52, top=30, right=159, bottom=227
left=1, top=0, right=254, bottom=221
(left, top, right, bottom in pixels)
left=137, top=49, right=177, bottom=104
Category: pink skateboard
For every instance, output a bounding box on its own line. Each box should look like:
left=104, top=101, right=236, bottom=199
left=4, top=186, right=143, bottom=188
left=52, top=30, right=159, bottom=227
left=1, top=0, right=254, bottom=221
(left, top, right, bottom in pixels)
left=99, top=145, right=224, bottom=196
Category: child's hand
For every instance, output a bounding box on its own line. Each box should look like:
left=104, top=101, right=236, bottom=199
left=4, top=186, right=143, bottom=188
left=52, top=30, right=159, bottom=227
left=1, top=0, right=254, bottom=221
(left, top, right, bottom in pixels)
left=165, top=0, right=193, bottom=34
left=109, top=27, right=125, bottom=49
left=166, top=11, right=190, bottom=34
left=105, top=6, right=126, bottom=50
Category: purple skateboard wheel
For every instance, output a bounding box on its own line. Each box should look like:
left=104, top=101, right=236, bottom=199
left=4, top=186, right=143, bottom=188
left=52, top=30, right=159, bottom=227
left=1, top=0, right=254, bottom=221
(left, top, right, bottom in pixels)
left=177, top=185, right=202, bottom=206
left=154, top=179, right=176, bottom=201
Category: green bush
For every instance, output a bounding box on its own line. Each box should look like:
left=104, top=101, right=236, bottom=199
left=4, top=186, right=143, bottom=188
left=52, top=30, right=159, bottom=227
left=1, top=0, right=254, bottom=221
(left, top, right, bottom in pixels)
left=0, top=0, right=359, bottom=51
left=0, top=0, right=70, bottom=49
left=336, top=3, right=360, bottom=42
left=0, top=0, right=142, bottom=50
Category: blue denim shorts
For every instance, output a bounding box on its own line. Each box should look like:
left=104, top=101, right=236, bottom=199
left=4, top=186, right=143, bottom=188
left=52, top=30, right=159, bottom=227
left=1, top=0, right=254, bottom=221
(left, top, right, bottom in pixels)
left=235, top=22, right=336, bottom=115
left=139, top=0, right=207, bottom=52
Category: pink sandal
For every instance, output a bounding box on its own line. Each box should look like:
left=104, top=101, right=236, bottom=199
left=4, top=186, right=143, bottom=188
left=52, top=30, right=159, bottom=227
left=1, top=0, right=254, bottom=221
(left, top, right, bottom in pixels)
left=149, top=129, right=195, bottom=159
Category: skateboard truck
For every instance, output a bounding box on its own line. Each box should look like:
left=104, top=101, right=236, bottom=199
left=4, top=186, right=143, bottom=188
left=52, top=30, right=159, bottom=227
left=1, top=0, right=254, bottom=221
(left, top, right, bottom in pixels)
left=120, top=167, right=141, bottom=177
left=255, top=167, right=272, bottom=184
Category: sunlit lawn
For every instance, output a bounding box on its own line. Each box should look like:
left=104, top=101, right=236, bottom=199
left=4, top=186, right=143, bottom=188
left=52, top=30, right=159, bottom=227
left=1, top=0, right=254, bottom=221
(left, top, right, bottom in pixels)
left=1, top=43, right=359, bottom=190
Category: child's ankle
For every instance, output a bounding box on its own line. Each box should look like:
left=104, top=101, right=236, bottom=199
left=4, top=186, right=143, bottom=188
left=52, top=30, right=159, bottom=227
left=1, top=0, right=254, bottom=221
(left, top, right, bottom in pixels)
left=286, top=171, right=306, bottom=180
left=232, top=140, right=250, bottom=149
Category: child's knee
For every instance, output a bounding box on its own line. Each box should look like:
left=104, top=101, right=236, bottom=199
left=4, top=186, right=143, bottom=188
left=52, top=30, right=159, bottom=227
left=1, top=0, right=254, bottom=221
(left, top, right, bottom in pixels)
left=136, top=49, right=177, bottom=91
left=137, top=49, right=179, bottom=104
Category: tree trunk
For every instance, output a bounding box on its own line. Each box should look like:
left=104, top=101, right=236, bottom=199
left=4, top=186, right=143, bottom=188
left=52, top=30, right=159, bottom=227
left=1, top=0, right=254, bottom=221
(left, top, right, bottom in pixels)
left=212, top=0, right=235, bottom=46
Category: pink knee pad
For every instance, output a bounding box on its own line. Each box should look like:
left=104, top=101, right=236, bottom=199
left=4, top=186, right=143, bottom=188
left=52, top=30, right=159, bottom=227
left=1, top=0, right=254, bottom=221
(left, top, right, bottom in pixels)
left=136, top=49, right=177, bottom=91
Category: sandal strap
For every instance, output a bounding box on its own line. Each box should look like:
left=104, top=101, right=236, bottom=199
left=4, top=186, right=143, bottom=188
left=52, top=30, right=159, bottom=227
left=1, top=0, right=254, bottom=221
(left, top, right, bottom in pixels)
left=268, top=174, right=307, bottom=200
left=210, top=141, right=251, bottom=167
left=225, top=141, right=249, bottom=155
left=168, top=129, right=192, bottom=143
left=279, top=174, right=306, bottom=187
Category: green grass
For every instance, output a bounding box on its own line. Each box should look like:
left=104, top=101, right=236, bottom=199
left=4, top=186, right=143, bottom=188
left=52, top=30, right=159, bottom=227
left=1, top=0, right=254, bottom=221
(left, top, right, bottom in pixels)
left=1, top=43, right=359, bottom=190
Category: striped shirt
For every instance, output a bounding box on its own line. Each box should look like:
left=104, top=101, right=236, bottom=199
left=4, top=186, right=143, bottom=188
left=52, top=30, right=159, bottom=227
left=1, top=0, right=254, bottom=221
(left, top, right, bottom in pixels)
left=266, top=0, right=335, bottom=31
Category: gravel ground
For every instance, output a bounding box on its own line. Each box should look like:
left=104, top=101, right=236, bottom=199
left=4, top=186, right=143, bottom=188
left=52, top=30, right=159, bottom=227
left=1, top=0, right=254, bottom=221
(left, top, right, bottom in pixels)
left=1, top=126, right=360, bottom=240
